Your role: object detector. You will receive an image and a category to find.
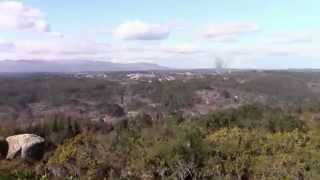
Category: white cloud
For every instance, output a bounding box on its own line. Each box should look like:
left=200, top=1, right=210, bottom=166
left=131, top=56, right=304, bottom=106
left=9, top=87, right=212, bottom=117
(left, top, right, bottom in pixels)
left=162, top=43, right=204, bottom=54
left=268, top=33, right=313, bottom=44
left=0, top=37, right=14, bottom=52
left=113, top=20, right=170, bottom=41
left=0, top=42, right=14, bottom=52
left=203, top=22, right=260, bottom=42
left=15, top=39, right=109, bottom=56
left=0, top=34, right=319, bottom=69
left=0, top=38, right=114, bottom=61
left=50, top=32, right=64, bottom=38
left=0, top=1, right=50, bottom=32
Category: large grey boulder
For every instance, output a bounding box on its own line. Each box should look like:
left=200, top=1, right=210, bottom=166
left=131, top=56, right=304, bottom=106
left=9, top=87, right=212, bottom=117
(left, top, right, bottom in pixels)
left=0, top=137, right=8, bottom=159
left=6, top=134, right=45, bottom=161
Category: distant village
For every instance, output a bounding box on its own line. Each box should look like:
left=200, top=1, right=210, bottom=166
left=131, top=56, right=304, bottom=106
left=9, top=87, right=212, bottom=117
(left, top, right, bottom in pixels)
left=72, top=70, right=236, bottom=82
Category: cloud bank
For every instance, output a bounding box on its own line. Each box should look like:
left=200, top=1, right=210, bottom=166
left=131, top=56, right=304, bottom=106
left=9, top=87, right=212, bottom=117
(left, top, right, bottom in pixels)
left=203, top=22, right=260, bottom=42
left=113, top=21, right=170, bottom=41
left=0, top=1, right=50, bottom=32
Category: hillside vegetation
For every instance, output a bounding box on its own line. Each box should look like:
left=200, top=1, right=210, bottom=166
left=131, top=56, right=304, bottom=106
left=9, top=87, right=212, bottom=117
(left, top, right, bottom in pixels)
left=0, top=71, right=320, bottom=179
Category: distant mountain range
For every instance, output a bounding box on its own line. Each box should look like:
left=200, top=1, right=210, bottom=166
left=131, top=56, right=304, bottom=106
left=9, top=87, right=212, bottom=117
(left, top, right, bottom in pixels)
left=0, top=60, right=169, bottom=72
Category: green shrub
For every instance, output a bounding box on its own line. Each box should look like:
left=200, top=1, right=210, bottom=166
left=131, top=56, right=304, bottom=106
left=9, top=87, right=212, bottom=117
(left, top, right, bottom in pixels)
left=206, top=128, right=320, bottom=179
left=205, top=104, right=305, bottom=132
left=48, top=134, right=84, bottom=165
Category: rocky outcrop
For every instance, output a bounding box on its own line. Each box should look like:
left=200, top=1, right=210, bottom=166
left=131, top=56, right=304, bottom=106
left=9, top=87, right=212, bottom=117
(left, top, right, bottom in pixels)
left=0, top=137, right=8, bottom=159
left=6, top=134, right=45, bottom=161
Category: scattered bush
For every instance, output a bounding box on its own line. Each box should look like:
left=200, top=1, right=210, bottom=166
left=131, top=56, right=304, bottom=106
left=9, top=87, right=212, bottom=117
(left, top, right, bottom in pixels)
left=205, top=104, right=305, bottom=132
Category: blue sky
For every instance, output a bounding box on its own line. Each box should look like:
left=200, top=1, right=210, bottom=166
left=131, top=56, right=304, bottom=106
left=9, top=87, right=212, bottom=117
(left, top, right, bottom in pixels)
left=0, top=0, right=319, bottom=69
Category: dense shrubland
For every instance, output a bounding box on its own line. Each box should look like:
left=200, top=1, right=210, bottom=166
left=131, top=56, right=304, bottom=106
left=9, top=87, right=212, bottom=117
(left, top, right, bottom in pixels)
left=0, top=76, right=121, bottom=107
left=0, top=72, right=319, bottom=113
left=0, top=104, right=319, bottom=179
left=1, top=72, right=320, bottom=179
left=0, top=75, right=212, bottom=117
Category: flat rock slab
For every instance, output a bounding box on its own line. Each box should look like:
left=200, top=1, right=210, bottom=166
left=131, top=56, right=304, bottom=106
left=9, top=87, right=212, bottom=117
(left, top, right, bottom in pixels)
left=6, top=134, right=45, bottom=161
